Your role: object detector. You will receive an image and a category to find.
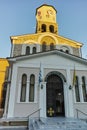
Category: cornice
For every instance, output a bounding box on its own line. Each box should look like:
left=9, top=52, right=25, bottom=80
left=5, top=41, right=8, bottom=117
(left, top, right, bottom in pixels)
left=7, top=49, right=87, bottom=65
left=10, top=32, right=82, bottom=48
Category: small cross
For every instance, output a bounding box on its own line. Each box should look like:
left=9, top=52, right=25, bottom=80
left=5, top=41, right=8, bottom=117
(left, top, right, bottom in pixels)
left=48, top=107, right=54, bottom=116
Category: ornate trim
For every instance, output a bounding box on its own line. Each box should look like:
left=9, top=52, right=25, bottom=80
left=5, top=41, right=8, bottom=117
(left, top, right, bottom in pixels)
left=45, top=71, right=66, bottom=82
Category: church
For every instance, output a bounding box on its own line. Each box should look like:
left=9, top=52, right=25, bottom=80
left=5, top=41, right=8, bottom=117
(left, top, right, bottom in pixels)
left=2, top=4, right=87, bottom=119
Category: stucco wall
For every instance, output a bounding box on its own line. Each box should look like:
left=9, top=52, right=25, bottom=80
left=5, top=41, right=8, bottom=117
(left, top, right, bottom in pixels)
left=13, top=44, right=22, bottom=57
left=14, top=67, right=39, bottom=117
left=72, top=47, right=80, bottom=57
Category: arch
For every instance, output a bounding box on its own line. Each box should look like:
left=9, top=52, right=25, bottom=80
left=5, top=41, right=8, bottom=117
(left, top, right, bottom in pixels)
left=20, top=74, right=27, bottom=102
left=60, top=46, right=70, bottom=53
left=45, top=71, right=66, bottom=83
left=46, top=73, right=65, bottom=117
left=29, top=74, right=35, bottom=102
left=59, top=45, right=73, bottom=54
left=75, top=76, right=80, bottom=102
left=24, top=40, right=36, bottom=44
left=41, top=24, right=46, bottom=32
left=42, top=42, right=46, bottom=52
left=82, top=76, right=87, bottom=102
left=32, top=47, right=36, bottom=54
left=26, top=46, right=30, bottom=55
left=38, top=33, right=58, bottom=45
left=49, top=25, right=54, bottom=33
left=50, top=43, right=55, bottom=50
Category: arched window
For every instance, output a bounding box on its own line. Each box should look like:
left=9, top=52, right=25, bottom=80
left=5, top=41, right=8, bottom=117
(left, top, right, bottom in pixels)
left=20, top=74, right=27, bottom=102
left=60, top=46, right=70, bottom=54
left=65, top=50, right=69, bottom=53
left=42, top=42, right=46, bottom=52
left=49, top=25, right=54, bottom=33
left=60, top=49, right=63, bottom=52
left=41, top=24, right=46, bottom=32
left=29, top=74, right=35, bottom=102
left=32, top=47, right=36, bottom=54
left=50, top=43, right=55, bottom=50
left=82, top=76, right=87, bottom=102
left=75, top=76, right=80, bottom=102
left=26, top=46, right=30, bottom=55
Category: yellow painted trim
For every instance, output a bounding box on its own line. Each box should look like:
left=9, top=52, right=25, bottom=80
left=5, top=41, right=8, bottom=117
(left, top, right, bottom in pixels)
left=24, top=40, right=37, bottom=44
left=38, top=33, right=58, bottom=44
left=11, top=32, right=82, bottom=48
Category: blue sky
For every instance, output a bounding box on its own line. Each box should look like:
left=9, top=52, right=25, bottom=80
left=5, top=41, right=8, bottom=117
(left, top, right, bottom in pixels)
left=0, top=0, right=87, bottom=58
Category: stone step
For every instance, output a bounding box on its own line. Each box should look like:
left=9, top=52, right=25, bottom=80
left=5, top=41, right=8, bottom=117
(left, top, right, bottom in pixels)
left=0, top=120, right=28, bottom=126
left=33, top=121, right=40, bottom=130
left=29, top=117, right=87, bottom=130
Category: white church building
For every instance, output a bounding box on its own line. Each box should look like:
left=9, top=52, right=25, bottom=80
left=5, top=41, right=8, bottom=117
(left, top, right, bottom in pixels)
left=4, top=4, right=87, bottom=119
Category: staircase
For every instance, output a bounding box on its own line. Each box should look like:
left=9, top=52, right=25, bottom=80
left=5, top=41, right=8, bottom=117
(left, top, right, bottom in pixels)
left=29, top=117, right=87, bottom=130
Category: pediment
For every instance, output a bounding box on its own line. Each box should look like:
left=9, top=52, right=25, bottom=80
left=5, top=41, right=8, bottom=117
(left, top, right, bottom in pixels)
left=7, top=50, right=87, bottom=66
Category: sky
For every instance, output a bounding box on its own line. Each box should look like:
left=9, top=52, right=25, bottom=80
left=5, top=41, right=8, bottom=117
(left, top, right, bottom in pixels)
left=0, top=0, right=87, bottom=58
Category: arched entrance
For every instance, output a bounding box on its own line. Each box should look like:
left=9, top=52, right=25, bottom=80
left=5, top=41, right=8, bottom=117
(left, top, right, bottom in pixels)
left=46, top=73, right=65, bottom=117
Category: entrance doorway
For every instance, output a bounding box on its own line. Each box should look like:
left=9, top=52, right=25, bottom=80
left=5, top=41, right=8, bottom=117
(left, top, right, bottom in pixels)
left=46, top=74, right=65, bottom=117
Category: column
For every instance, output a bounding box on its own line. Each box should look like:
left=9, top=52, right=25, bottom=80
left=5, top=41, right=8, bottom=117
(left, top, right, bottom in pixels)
left=26, top=81, right=30, bottom=102
left=7, top=65, right=17, bottom=118
left=39, top=82, right=46, bottom=118
left=66, top=68, right=74, bottom=117
left=85, top=77, right=87, bottom=96
left=3, top=67, right=11, bottom=118
left=63, top=82, right=69, bottom=117
left=37, top=44, right=41, bottom=52
left=34, top=81, right=38, bottom=103
left=3, top=83, right=10, bottom=118
left=79, top=77, right=84, bottom=102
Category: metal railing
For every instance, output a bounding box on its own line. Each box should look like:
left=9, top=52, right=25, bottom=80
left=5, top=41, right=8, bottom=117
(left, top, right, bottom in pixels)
left=76, top=109, right=87, bottom=119
left=27, top=108, right=41, bottom=129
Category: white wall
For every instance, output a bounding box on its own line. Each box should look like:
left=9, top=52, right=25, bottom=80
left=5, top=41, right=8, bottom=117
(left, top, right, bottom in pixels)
left=7, top=52, right=87, bottom=118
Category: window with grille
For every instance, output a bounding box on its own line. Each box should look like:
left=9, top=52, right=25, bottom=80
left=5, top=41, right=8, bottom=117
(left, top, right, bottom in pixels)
left=82, top=76, right=87, bottom=102
left=41, top=24, right=46, bottom=32
left=20, top=74, right=27, bottom=102
left=29, top=74, right=35, bottom=102
left=49, top=25, right=54, bottom=33
left=26, top=46, right=30, bottom=55
left=75, top=76, right=80, bottom=102
left=32, top=47, right=36, bottom=54
left=42, top=42, right=46, bottom=52
left=50, top=43, right=55, bottom=50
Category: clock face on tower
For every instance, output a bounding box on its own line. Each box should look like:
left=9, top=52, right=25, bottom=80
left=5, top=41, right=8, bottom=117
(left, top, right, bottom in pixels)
left=47, top=9, right=53, bottom=15
left=37, top=10, right=42, bottom=19
left=36, top=7, right=56, bottom=23
left=46, top=9, right=55, bottom=22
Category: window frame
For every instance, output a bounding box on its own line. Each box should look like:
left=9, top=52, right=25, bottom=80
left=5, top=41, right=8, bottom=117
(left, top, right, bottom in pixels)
left=20, top=74, right=27, bottom=102
left=49, top=25, right=54, bottom=33
left=26, top=46, right=30, bottom=55
left=42, top=42, right=46, bottom=52
left=82, top=76, right=87, bottom=102
left=29, top=74, right=35, bottom=102
left=32, top=47, right=36, bottom=54
left=75, top=76, right=80, bottom=102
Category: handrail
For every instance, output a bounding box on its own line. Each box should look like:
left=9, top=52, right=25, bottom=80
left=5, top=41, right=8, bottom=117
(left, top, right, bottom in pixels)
left=27, top=108, right=41, bottom=129
left=76, top=109, right=87, bottom=118
left=27, top=108, right=41, bottom=118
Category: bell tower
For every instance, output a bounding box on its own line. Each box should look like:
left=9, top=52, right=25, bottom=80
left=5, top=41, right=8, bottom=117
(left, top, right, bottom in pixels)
left=36, top=4, right=58, bottom=34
